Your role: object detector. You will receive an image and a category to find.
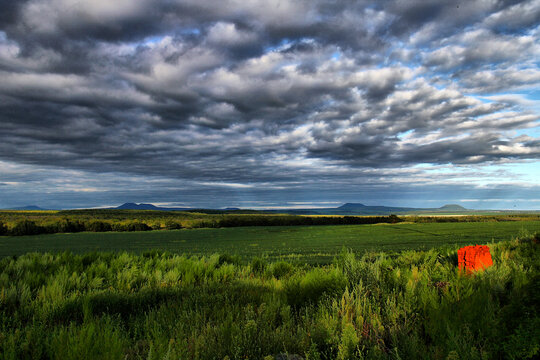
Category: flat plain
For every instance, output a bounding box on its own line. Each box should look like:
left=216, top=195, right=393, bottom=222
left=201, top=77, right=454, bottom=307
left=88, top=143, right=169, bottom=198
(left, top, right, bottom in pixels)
left=1, top=220, right=539, bottom=262
left=1, top=216, right=539, bottom=359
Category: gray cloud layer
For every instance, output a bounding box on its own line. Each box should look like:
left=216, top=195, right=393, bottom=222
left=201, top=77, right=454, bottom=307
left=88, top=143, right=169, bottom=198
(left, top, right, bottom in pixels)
left=0, top=0, right=539, bottom=208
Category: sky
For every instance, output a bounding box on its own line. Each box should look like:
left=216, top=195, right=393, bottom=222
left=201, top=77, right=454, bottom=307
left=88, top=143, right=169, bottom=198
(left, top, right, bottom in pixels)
left=0, top=0, right=539, bottom=210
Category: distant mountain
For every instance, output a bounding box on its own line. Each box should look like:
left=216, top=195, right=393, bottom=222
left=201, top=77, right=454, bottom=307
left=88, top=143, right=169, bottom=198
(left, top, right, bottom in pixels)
left=260, top=203, right=472, bottom=215
left=114, top=203, right=191, bottom=211
left=6, top=205, right=48, bottom=211
left=109, top=202, right=472, bottom=215
left=338, top=203, right=366, bottom=210
left=2, top=202, right=526, bottom=214
left=116, top=203, right=160, bottom=210
left=437, top=204, right=467, bottom=211
left=335, top=203, right=418, bottom=214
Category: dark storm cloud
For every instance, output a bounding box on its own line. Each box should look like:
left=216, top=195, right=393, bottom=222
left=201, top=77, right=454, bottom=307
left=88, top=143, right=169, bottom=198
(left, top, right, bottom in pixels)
left=0, top=0, right=539, bottom=208
left=2, top=0, right=161, bottom=43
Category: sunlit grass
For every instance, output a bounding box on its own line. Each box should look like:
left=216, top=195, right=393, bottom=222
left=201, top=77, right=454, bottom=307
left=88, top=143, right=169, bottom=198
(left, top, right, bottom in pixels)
left=0, top=233, right=538, bottom=359
left=1, top=221, right=539, bottom=262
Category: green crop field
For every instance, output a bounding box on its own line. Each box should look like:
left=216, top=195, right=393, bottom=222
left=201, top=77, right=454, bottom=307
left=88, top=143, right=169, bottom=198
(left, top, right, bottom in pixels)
left=1, top=220, right=539, bottom=262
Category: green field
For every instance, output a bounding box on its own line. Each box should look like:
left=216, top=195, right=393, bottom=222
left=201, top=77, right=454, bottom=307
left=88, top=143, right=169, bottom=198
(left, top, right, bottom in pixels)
left=1, top=221, right=539, bottom=262
left=1, top=219, right=539, bottom=359
left=1, top=236, right=538, bottom=359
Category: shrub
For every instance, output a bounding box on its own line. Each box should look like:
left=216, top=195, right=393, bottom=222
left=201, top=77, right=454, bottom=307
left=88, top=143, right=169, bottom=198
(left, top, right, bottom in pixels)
left=127, top=222, right=151, bottom=231
left=0, top=221, right=7, bottom=235
left=165, top=221, right=182, bottom=230
left=85, top=221, right=112, bottom=232
left=388, top=214, right=401, bottom=223
left=284, top=268, right=347, bottom=308
left=50, top=317, right=127, bottom=360
left=56, top=218, right=85, bottom=233
left=250, top=257, right=266, bottom=274
left=270, top=261, right=294, bottom=279
left=10, top=220, right=42, bottom=236
left=112, top=222, right=152, bottom=232
left=218, top=254, right=241, bottom=266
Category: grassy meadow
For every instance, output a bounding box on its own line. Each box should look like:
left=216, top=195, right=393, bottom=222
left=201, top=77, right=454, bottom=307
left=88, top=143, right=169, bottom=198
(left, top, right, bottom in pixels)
left=0, top=220, right=539, bottom=262
left=0, top=235, right=538, bottom=359
left=1, top=213, right=539, bottom=359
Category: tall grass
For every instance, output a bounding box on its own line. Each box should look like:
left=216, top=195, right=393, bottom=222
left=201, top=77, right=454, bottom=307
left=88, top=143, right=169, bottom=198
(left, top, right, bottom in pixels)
left=0, top=234, right=538, bottom=359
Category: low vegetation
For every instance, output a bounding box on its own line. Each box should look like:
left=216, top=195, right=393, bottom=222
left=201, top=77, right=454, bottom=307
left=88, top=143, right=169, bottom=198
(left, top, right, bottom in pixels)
left=0, top=210, right=405, bottom=236
left=1, top=221, right=540, bottom=261
left=0, top=233, right=538, bottom=359
left=1, top=210, right=539, bottom=236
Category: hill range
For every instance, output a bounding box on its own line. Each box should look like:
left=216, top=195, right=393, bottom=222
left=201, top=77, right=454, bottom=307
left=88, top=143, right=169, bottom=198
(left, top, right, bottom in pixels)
left=4, top=202, right=535, bottom=215
left=109, top=202, right=472, bottom=215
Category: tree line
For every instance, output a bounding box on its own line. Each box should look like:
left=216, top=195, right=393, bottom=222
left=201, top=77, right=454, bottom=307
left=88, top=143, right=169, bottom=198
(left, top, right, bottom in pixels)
left=2, top=211, right=537, bottom=237
left=0, top=214, right=403, bottom=236
left=0, top=219, right=153, bottom=236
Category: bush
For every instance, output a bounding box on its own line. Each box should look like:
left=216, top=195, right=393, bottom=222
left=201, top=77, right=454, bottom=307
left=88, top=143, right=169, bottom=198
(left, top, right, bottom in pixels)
left=126, top=222, right=151, bottom=231
left=165, top=221, right=182, bottom=230
left=85, top=221, right=112, bottom=232
left=218, top=254, right=241, bottom=266
left=112, top=222, right=152, bottom=232
left=50, top=317, right=127, bottom=360
left=10, top=220, right=42, bottom=236
left=270, top=261, right=294, bottom=279
left=0, top=221, right=7, bottom=235
left=284, top=268, right=347, bottom=308
left=250, top=257, right=266, bottom=274
left=56, top=218, right=85, bottom=233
